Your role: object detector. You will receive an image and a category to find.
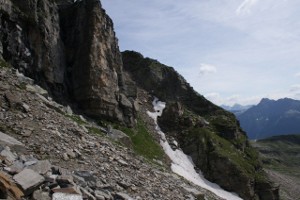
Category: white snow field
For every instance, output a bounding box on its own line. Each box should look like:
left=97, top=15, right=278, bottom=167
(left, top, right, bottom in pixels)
left=147, top=98, right=242, bottom=200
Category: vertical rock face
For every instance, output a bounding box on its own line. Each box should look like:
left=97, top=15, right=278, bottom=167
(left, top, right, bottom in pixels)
left=0, top=0, right=135, bottom=125
left=59, top=0, right=132, bottom=123
left=0, top=0, right=65, bottom=89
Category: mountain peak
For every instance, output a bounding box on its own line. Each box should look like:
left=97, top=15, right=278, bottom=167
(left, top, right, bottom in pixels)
left=259, top=98, right=273, bottom=104
left=238, top=97, right=300, bottom=139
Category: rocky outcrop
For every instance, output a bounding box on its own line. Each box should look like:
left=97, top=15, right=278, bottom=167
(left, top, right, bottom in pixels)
left=0, top=0, right=65, bottom=90
left=0, top=0, right=136, bottom=126
left=122, top=51, right=279, bottom=200
left=59, top=0, right=135, bottom=125
left=122, top=51, right=218, bottom=117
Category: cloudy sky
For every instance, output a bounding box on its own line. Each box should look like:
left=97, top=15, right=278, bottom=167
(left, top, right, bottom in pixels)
left=101, top=0, right=300, bottom=106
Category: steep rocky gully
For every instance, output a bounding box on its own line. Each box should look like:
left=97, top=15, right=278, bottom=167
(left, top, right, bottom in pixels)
left=0, top=0, right=279, bottom=199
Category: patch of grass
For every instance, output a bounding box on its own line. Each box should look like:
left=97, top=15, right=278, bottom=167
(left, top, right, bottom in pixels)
left=87, top=126, right=105, bottom=136
left=252, top=135, right=300, bottom=178
left=187, top=127, right=260, bottom=176
left=116, top=118, right=165, bottom=161
left=0, top=58, right=11, bottom=68
left=65, top=114, right=87, bottom=125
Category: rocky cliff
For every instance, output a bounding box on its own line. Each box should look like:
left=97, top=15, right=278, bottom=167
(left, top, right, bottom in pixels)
left=0, top=0, right=135, bottom=125
left=0, top=0, right=279, bottom=199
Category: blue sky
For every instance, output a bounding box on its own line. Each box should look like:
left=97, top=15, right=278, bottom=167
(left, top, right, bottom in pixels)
left=101, top=0, right=300, bottom=106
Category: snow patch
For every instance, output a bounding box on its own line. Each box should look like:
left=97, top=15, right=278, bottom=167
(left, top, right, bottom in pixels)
left=147, top=98, right=242, bottom=200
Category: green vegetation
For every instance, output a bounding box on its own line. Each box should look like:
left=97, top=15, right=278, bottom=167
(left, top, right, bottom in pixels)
left=252, top=135, right=300, bottom=178
left=66, top=114, right=87, bottom=125
left=87, top=126, right=105, bottom=137
left=251, top=135, right=300, bottom=200
left=116, top=118, right=165, bottom=162
left=188, top=127, right=260, bottom=176
left=0, top=58, right=11, bottom=68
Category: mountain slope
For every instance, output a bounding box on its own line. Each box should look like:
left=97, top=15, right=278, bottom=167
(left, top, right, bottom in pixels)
left=237, top=98, right=300, bottom=139
left=1, top=0, right=279, bottom=199
left=122, top=51, right=279, bottom=200
left=0, top=66, right=225, bottom=200
left=251, top=135, right=300, bottom=200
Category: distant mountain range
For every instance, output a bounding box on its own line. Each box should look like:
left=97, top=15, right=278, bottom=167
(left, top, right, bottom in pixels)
left=237, top=98, right=300, bottom=139
left=221, top=104, right=253, bottom=116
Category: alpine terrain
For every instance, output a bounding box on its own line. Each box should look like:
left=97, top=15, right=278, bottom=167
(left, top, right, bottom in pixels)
left=0, top=0, right=279, bottom=199
left=251, top=135, right=300, bottom=200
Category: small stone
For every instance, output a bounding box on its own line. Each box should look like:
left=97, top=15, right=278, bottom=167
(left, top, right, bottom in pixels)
left=115, top=192, right=134, bottom=200
left=80, top=187, right=96, bottom=200
left=22, top=103, right=30, bottom=112
left=13, top=169, right=45, bottom=195
left=74, top=171, right=96, bottom=182
left=94, top=190, right=113, bottom=200
left=117, top=181, right=131, bottom=189
left=57, top=175, right=74, bottom=185
left=63, top=153, right=69, bottom=161
left=79, top=115, right=86, bottom=122
left=22, top=129, right=32, bottom=137
left=4, top=160, right=24, bottom=174
left=52, top=186, right=81, bottom=195
left=66, top=149, right=76, bottom=158
left=0, top=131, right=24, bottom=146
left=24, top=160, right=38, bottom=167
left=28, top=160, right=51, bottom=175
left=32, top=189, right=51, bottom=200
left=65, top=105, right=73, bottom=115
left=72, top=174, right=87, bottom=187
left=117, top=159, right=128, bottom=166
left=1, top=146, right=17, bottom=163
left=52, top=192, right=83, bottom=200
left=74, top=149, right=82, bottom=157
left=45, top=173, right=58, bottom=183
left=26, top=84, right=48, bottom=97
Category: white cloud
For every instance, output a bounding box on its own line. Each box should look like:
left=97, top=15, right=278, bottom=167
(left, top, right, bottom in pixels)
left=236, top=0, right=259, bottom=15
left=199, top=64, right=217, bottom=75
left=226, top=95, right=240, bottom=104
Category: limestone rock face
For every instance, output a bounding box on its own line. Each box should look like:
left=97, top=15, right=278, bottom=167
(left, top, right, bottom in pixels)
left=59, top=0, right=135, bottom=125
left=0, top=0, right=65, bottom=88
left=0, top=0, right=136, bottom=125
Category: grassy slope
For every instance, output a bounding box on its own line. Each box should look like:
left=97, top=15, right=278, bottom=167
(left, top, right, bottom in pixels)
left=251, top=134, right=300, bottom=199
